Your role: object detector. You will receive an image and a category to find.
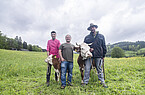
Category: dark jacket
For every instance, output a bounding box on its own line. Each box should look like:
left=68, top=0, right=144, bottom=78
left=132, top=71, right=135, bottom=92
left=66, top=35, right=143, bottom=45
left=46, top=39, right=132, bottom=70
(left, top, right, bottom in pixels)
left=84, top=31, right=107, bottom=58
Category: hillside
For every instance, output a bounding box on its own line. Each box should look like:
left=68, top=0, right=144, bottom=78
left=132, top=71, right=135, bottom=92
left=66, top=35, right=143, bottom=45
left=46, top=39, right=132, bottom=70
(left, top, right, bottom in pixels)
left=106, top=41, right=145, bottom=57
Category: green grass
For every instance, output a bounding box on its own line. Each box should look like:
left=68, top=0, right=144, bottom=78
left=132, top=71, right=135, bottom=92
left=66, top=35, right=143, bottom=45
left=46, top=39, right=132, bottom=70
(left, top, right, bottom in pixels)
left=139, top=48, right=145, bottom=51
left=125, top=51, right=137, bottom=57
left=137, top=48, right=145, bottom=56
left=0, top=49, right=145, bottom=95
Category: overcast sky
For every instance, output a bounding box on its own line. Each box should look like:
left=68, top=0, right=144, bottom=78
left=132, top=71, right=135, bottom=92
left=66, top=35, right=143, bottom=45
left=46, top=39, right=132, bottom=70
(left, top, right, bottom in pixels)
left=0, top=0, right=145, bottom=49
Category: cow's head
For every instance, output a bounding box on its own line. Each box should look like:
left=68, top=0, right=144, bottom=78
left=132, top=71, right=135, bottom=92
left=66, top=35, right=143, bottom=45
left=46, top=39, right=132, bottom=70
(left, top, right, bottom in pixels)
left=76, top=43, right=92, bottom=60
left=45, top=54, right=56, bottom=65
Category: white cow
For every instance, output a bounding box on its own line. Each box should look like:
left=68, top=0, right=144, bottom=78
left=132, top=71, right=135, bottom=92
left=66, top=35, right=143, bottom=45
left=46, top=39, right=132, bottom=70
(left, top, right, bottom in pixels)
left=76, top=43, right=95, bottom=83
left=77, top=43, right=92, bottom=60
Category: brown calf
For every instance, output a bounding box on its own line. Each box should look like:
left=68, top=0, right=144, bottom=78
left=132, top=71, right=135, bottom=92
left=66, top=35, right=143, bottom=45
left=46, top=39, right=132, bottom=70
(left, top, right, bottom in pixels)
left=77, top=54, right=96, bottom=83
left=45, top=55, right=61, bottom=81
left=76, top=43, right=97, bottom=83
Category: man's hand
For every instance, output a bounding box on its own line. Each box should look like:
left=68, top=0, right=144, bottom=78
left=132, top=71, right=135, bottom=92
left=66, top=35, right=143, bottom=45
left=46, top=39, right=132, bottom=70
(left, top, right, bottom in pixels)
left=90, top=48, right=94, bottom=52
left=60, top=57, right=65, bottom=62
left=59, top=49, right=65, bottom=62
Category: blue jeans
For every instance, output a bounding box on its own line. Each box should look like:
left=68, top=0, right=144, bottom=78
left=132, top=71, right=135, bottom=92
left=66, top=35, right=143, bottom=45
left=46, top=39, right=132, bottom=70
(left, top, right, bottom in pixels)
left=83, top=58, right=105, bottom=84
left=61, top=61, right=73, bottom=86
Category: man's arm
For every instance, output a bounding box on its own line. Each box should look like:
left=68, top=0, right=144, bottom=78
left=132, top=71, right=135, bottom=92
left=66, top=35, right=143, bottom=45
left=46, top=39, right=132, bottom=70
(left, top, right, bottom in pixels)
left=47, top=41, right=50, bottom=56
left=84, top=35, right=93, bottom=44
left=47, top=51, right=49, bottom=56
left=59, top=49, right=65, bottom=61
left=84, top=35, right=94, bottom=51
left=57, top=40, right=61, bottom=49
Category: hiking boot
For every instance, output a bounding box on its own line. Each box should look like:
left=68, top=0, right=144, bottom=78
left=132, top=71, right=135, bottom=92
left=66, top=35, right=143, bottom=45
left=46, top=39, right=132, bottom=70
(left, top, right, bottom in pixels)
left=100, top=82, right=102, bottom=85
left=61, top=85, right=65, bottom=89
left=46, top=82, right=49, bottom=87
left=102, top=83, right=108, bottom=88
left=81, top=83, right=87, bottom=86
left=68, top=83, right=73, bottom=86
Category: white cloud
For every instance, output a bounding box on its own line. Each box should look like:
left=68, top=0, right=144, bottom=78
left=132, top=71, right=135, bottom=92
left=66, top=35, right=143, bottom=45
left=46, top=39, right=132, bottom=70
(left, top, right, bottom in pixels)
left=0, top=0, right=145, bottom=48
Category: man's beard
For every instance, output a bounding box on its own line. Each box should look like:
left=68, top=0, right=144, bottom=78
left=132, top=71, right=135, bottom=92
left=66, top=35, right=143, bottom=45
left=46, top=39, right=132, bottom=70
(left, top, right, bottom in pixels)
left=52, top=37, right=55, bottom=40
left=91, top=29, right=95, bottom=32
left=66, top=40, right=70, bottom=43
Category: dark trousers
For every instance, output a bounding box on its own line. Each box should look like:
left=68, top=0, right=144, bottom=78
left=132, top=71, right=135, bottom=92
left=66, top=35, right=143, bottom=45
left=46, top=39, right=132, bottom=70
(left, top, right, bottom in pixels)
left=46, top=64, right=58, bottom=83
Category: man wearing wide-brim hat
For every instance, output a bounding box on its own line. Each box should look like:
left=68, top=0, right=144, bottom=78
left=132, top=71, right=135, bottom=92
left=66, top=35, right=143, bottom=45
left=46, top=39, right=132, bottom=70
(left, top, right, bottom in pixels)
left=82, top=23, right=108, bottom=88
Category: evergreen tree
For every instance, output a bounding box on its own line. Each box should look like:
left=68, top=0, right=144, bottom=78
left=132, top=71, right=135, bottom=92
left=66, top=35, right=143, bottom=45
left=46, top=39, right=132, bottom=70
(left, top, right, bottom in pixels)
left=17, top=37, right=22, bottom=50
left=15, top=36, right=19, bottom=49
left=23, top=41, right=27, bottom=49
left=0, top=33, right=7, bottom=49
left=0, top=31, right=4, bottom=48
left=28, top=44, right=32, bottom=51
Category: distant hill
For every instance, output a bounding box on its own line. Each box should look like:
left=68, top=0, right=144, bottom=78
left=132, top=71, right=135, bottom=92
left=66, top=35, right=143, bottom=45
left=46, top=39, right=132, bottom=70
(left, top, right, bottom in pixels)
left=106, top=41, right=145, bottom=57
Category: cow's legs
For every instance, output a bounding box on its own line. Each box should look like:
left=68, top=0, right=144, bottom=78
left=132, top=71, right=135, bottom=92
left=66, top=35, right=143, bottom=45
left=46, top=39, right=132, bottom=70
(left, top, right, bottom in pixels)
left=81, top=70, right=84, bottom=84
left=54, top=68, right=60, bottom=82
left=55, top=72, right=57, bottom=81
left=55, top=72, right=60, bottom=82
left=57, top=72, right=60, bottom=82
left=79, top=67, right=84, bottom=84
left=59, top=72, right=61, bottom=80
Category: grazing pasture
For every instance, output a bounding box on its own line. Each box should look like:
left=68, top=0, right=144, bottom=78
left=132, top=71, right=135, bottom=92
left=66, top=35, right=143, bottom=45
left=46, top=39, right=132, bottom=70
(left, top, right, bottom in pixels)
left=0, top=49, right=145, bottom=95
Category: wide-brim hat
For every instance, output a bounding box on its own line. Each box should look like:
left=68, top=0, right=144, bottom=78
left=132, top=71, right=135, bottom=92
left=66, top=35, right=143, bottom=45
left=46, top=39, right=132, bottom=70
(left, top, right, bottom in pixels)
left=87, top=23, right=98, bottom=31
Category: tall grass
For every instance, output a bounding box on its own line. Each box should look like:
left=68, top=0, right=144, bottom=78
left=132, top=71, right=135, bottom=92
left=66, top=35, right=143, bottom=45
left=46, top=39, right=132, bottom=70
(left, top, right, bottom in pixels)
left=0, top=49, right=145, bottom=95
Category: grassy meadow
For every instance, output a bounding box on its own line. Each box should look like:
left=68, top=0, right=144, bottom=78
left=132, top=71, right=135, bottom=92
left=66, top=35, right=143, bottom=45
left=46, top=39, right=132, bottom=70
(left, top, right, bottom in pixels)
left=0, top=49, right=145, bottom=95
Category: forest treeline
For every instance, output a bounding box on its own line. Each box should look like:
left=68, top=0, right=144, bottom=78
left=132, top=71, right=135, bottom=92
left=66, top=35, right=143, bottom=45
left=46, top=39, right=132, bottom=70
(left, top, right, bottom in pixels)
left=1, top=31, right=145, bottom=55
left=0, top=31, right=45, bottom=52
